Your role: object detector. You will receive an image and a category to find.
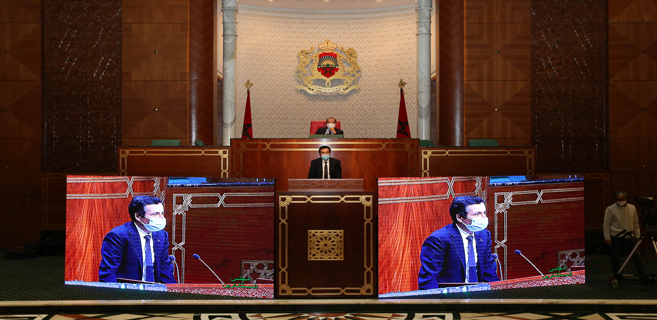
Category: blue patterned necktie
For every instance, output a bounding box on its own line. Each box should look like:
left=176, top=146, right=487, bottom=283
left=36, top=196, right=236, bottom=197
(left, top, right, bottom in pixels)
left=467, top=235, right=478, bottom=283
left=144, top=235, right=155, bottom=282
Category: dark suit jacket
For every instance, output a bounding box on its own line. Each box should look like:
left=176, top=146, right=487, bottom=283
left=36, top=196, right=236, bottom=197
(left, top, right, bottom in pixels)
left=315, top=127, right=344, bottom=135
left=99, top=222, right=176, bottom=283
left=308, top=157, right=342, bottom=179
left=418, top=223, right=499, bottom=289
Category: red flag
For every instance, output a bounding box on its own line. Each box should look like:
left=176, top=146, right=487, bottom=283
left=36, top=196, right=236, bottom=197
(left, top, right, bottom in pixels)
left=396, top=88, right=411, bottom=138
left=241, top=90, right=253, bottom=139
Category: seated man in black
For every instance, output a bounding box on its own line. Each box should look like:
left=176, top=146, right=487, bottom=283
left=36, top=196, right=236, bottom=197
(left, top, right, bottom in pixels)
left=315, top=117, right=344, bottom=135
left=308, top=145, right=342, bottom=179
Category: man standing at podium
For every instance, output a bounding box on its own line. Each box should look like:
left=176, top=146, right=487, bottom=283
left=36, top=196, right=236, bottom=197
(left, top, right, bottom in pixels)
left=99, top=196, right=176, bottom=283
left=418, top=196, right=499, bottom=289
left=315, top=117, right=344, bottom=135
left=308, top=145, right=342, bottom=179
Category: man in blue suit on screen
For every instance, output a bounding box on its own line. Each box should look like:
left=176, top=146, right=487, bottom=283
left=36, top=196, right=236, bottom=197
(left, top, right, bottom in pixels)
left=418, top=196, right=499, bottom=289
left=99, top=195, right=176, bottom=283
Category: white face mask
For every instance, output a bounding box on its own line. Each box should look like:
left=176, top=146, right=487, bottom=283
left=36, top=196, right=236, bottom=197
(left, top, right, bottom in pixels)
left=141, top=216, right=166, bottom=232
left=327, top=123, right=336, bottom=129
left=460, top=216, right=488, bottom=232
left=617, top=201, right=627, bottom=207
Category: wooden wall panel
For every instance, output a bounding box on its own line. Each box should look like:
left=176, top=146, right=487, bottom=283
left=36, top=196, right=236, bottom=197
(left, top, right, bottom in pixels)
left=0, top=138, right=41, bottom=196
left=609, top=23, right=657, bottom=81
left=0, top=80, right=41, bottom=138
left=465, top=23, right=530, bottom=81
left=0, top=195, right=42, bottom=249
left=122, top=80, right=189, bottom=143
left=0, top=22, right=41, bottom=80
left=438, top=0, right=465, bottom=146
left=609, top=81, right=657, bottom=138
left=122, top=0, right=190, bottom=147
left=466, top=0, right=531, bottom=23
left=0, top=0, right=41, bottom=22
left=609, top=0, right=657, bottom=201
left=189, top=0, right=215, bottom=146
left=464, top=0, right=531, bottom=147
left=610, top=138, right=657, bottom=197
left=609, top=0, right=657, bottom=22
left=123, top=0, right=189, bottom=24
left=1, top=0, right=42, bottom=250
left=122, top=24, right=189, bottom=81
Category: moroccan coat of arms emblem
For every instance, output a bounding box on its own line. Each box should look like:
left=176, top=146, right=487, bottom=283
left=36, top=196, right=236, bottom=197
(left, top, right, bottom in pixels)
left=295, top=39, right=361, bottom=94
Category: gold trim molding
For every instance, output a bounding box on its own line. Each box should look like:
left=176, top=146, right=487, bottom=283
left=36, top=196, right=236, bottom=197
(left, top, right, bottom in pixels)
left=118, top=148, right=229, bottom=177
left=421, top=148, right=535, bottom=177
left=278, top=194, right=374, bottom=296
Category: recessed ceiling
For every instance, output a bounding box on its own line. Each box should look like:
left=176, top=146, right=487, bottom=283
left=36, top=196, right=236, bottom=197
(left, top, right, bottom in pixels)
left=237, top=0, right=416, bottom=11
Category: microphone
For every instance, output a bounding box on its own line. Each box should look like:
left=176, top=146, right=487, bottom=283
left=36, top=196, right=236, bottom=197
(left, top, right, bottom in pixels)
left=491, top=253, right=503, bottom=281
left=193, top=253, right=225, bottom=284
left=169, top=255, right=180, bottom=284
left=514, top=250, right=544, bottom=277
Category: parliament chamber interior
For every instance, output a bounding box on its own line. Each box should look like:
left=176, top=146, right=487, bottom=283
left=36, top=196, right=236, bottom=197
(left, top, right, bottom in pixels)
left=1, top=0, right=657, bottom=318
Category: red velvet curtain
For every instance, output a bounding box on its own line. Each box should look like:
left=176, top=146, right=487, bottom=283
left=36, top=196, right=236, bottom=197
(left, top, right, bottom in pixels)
left=65, top=176, right=167, bottom=282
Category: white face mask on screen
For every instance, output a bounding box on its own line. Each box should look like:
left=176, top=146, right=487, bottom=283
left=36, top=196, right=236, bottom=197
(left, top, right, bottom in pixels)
left=617, top=200, right=627, bottom=207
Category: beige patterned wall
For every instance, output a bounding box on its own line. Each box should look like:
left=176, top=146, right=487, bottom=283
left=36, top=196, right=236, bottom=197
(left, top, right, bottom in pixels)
left=234, top=11, right=418, bottom=138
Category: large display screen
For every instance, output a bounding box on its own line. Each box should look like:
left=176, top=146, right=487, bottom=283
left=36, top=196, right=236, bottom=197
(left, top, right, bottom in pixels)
left=378, top=176, right=585, bottom=297
left=64, top=176, right=275, bottom=298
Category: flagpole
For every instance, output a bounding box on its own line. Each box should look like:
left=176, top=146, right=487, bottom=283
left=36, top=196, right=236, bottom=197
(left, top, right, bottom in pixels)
left=242, top=80, right=254, bottom=139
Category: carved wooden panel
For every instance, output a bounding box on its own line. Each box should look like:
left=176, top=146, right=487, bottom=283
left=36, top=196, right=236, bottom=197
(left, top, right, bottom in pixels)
left=465, top=23, right=530, bottom=80
left=531, top=0, right=607, bottom=172
left=43, top=0, right=122, bottom=172
left=609, top=23, right=657, bottom=81
left=122, top=23, right=188, bottom=81
left=609, top=0, right=657, bottom=22
left=275, top=192, right=376, bottom=298
left=123, top=0, right=188, bottom=24
left=122, top=80, right=188, bottom=143
left=0, top=80, right=41, bottom=138
left=465, top=0, right=530, bottom=23
left=609, top=81, right=657, bottom=138
left=465, top=81, right=530, bottom=140
left=0, top=22, right=41, bottom=80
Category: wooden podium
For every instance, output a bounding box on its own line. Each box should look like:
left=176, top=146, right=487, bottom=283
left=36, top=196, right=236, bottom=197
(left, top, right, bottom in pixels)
left=275, top=179, right=377, bottom=298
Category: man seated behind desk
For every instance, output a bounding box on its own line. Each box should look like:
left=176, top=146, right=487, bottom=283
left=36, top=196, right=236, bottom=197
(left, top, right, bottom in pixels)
left=315, top=117, right=344, bottom=135
left=418, top=196, right=499, bottom=289
left=99, top=195, right=176, bottom=283
left=308, top=145, right=342, bottom=179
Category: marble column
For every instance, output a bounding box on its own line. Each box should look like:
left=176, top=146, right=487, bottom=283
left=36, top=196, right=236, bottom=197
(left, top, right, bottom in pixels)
left=222, top=0, right=238, bottom=146
left=416, top=0, right=433, bottom=141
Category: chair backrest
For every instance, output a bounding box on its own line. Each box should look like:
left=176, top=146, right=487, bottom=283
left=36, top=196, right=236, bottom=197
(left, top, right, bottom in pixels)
left=469, top=139, right=498, bottom=147
left=310, top=120, right=342, bottom=134
left=151, top=139, right=181, bottom=146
